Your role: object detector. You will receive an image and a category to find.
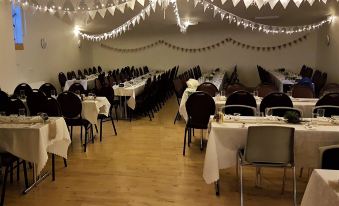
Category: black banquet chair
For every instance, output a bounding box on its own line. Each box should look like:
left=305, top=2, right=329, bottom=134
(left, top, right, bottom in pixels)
left=0, top=91, right=10, bottom=113
left=97, top=86, right=118, bottom=142
left=260, top=92, right=293, bottom=115
left=68, top=83, right=85, bottom=94
left=26, top=89, right=48, bottom=116
left=316, top=92, right=339, bottom=107
left=39, top=83, right=57, bottom=97
left=57, top=92, right=91, bottom=152
left=319, top=145, right=339, bottom=170
left=184, top=92, right=215, bottom=155
left=44, top=97, right=68, bottom=180
left=7, top=97, right=27, bottom=116
left=197, top=82, right=219, bottom=97
left=58, top=72, right=67, bottom=90
left=13, top=83, right=33, bottom=98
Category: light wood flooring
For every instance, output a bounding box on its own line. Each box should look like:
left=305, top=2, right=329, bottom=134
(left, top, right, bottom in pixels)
left=4, top=96, right=309, bottom=206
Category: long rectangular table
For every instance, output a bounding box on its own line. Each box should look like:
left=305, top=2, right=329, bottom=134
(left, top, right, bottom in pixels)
left=64, top=74, right=97, bottom=91
left=301, top=169, right=339, bottom=206
left=82, top=96, right=111, bottom=125
left=214, top=96, right=317, bottom=118
left=0, top=116, right=71, bottom=192
left=203, top=117, right=339, bottom=184
left=269, top=70, right=299, bottom=92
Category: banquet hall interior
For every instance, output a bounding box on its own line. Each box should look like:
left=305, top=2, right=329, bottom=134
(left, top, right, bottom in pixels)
left=1, top=0, right=339, bottom=205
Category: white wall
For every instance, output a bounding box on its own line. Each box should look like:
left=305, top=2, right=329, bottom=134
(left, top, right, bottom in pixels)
left=0, top=1, right=23, bottom=93
left=14, top=8, right=93, bottom=92
left=91, top=25, right=318, bottom=86
left=316, top=19, right=339, bottom=84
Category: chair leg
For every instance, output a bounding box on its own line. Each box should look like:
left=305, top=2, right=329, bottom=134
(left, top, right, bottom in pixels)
left=95, top=125, right=99, bottom=133
left=9, top=164, right=13, bottom=183
left=183, top=126, right=188, bottom=156
left=110, top=116, right=117, bottom=136
left=115, top=106, right=119, bottom=122
left=282, top=168, right=286, bottom=194
left=293, top=166, right=297, bottom=206
left=240, top=165, right=244, bottom=206
left=16, top=160, right=20, bottom=181
left=70, top=126, right=73, bottom=139
left=200, top=129, right=203, bottom=151
left=52, top=154, right=55, bottom=181
left=63, top=158, right=67, bottom=167
left=215, top=180, right=220, bottom=196
left=299, top=167, right=303, bottom=178
left=1, top=166, right=9, bottom=206
left=174, top=111, right=179, bottom=124
left=22, top=161, right=28, bottom=189
left=100, top=119, right=103, bottom=142
left=91, top=125, right=94, bottom=143
left=84, top=127, right=88, bottom=152
left=188, top=128, right=191, bottom=147
left=80, top=126, right=82, bottom=144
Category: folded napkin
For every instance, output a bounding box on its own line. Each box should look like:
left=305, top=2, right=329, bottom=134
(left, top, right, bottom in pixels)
left=186, top=79, right=199, bottom=89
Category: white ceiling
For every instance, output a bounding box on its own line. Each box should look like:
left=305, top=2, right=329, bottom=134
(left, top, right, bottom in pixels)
left=72, top=0, right=339, bottom=34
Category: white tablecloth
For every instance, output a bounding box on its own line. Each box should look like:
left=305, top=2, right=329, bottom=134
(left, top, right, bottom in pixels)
left=269, top=70, right=297, bottom=92
left=0, top=116, right=71, bottom=175
left=112, top=72, right=159, bottom=110
left=179, top=71, right=226, bottom=121
left=214, top=96, right=318, bottom=118
left=203, top=118, right=339, bottom=184
left=82, top=97, right=111, bottom=125
left=301, top=169, right=339, bottom=206
left=64, top=75, right=97, bottom=91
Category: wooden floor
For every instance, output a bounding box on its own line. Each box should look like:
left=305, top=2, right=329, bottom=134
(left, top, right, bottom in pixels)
left=4, top=96, right=309, bottom=206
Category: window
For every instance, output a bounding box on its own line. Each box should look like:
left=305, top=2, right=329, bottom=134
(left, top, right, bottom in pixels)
left=11, top=3, right=24, bottom=50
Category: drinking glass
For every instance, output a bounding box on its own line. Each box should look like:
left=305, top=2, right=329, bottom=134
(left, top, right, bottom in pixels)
left=18, top=108, right=25, bottom=117
left=220, top=90, right=225, bottom=97
left=317, top=109, right=325, bottom=118
left=265, top=108, right=272, bottom=116
left=233, top=113, right=241, bottom=121
left=253, top=90, right=258, bottom=97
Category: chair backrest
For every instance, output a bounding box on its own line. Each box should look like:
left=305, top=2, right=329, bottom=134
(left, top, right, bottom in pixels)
left=256, top=84, right=278, bottom=97
left=292, top=85, right=314, bottom=98
left=98, top=66, right=102, bottom=73
left=226, top=90, right=257, bottom=108
left=299, top=65, right=307, bottom=77
left=66, top=72, right=73, bottom=80
left=222, top=105, right=256, bottom=116
left=312, top=70, right=322, bottom=83
left=93, top=67, right=97, bottom=74
left=0, top=91, right=9, bottom=113
left=260, top=92, right=293, bottom=113
left=58, top=72, right=67, bottom=88
left=313, top=105, right=339, bottom=117
left=320, top=83, right=339, bottom=97
left=173, top=79, right=185, bottom=99
left=26, top=89, right=48, bottom=116
left=57, top=92, right=82, bottom=118
left=39, top=83, right=57, bottom=97
left=186, top=92, right=215, bottom=129
left=316, top=93, right=339, bottom=106
left=13, top=83, right=33, bottom=98
left=267, top=107, right=302, bottom=118
left=45, top=97, right=62, bottom=117
left=225, top=83, right=247, bottom=96
left=197, top=82, right=219, bottom=97
left=319, top=145, right=339, bottom=170
left=88, top=68, right=93, bottom=74
left=84, top=69, right=89, bottom=75
left=99, top=86, right=115, bottom=106
left=7, top=97, right=27, bottom=116
left=244, top=126, right=295, bottom=165
left=69, top=83, right=85, bottom=94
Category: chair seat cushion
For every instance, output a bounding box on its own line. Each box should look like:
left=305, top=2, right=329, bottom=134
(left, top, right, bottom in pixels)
left=0, top=153, right=19, bottom=166
left=65, top=118, right=90, bottom=127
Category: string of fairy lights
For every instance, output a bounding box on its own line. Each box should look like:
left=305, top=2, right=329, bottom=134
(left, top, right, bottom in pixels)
left=9, top=0, right=336, bottom=41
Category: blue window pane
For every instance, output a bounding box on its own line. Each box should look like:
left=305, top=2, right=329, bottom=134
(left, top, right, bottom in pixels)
left=11, top=3, right=24, bottom=44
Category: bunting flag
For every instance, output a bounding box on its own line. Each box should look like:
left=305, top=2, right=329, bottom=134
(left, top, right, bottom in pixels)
left=107, top=6, right=116, bottom=16
left=88, top=10, right=97, bottom=19
left=137, top=0, right=145, bottom=6
left=116, top=3, right=126, bottom=13
left=100, top=34, right=310, bottom=53
left=127, top=0, right=136, bottom=10
left=98, top=8, right=107, bottom=18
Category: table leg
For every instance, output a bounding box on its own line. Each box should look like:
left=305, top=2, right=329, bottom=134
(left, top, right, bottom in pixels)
left=215, top=180, right=220, bottom=196
left=23, top=163, right=49, bottom=194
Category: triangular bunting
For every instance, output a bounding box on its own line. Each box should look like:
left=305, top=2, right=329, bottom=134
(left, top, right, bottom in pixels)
left=321, top=0, right=327, bottom=3
left=255, top=0, right=264, bottom=9
left=151, top=1, right=157, bottom=12
left=98, top=8, right=107, bottom=18
left=194, top=0, right=200, bottom=7
left=243, top=0, right=253, bottom=8
left=145, top=7, right=150, bottom=16
left=307, top=0, right=316, bottom=5
left=117, top=3, right=126, bottom=13
left=108, top=6, right=116, bottom=16
left=220, top=12, right=225, bottom=20
left=232, top=0, right=241, bottom=6
left=213, top=6, right=218, bottom=17
left=70, top=0, right=82, bottom=10
left=88, top=10, right=97, bottom=19
left=137, top=0, right=145, bottom=6
left=268, top=0, right=279, bottom=9
left=279, top=0, right=289, bottom=8
left=294, top=0, right=303, bottom=7
left=203, top=1, right=208, bottom=12
left=127, top=0, right=136, bottom=10
left=221, top=0, right=227, bottom=4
